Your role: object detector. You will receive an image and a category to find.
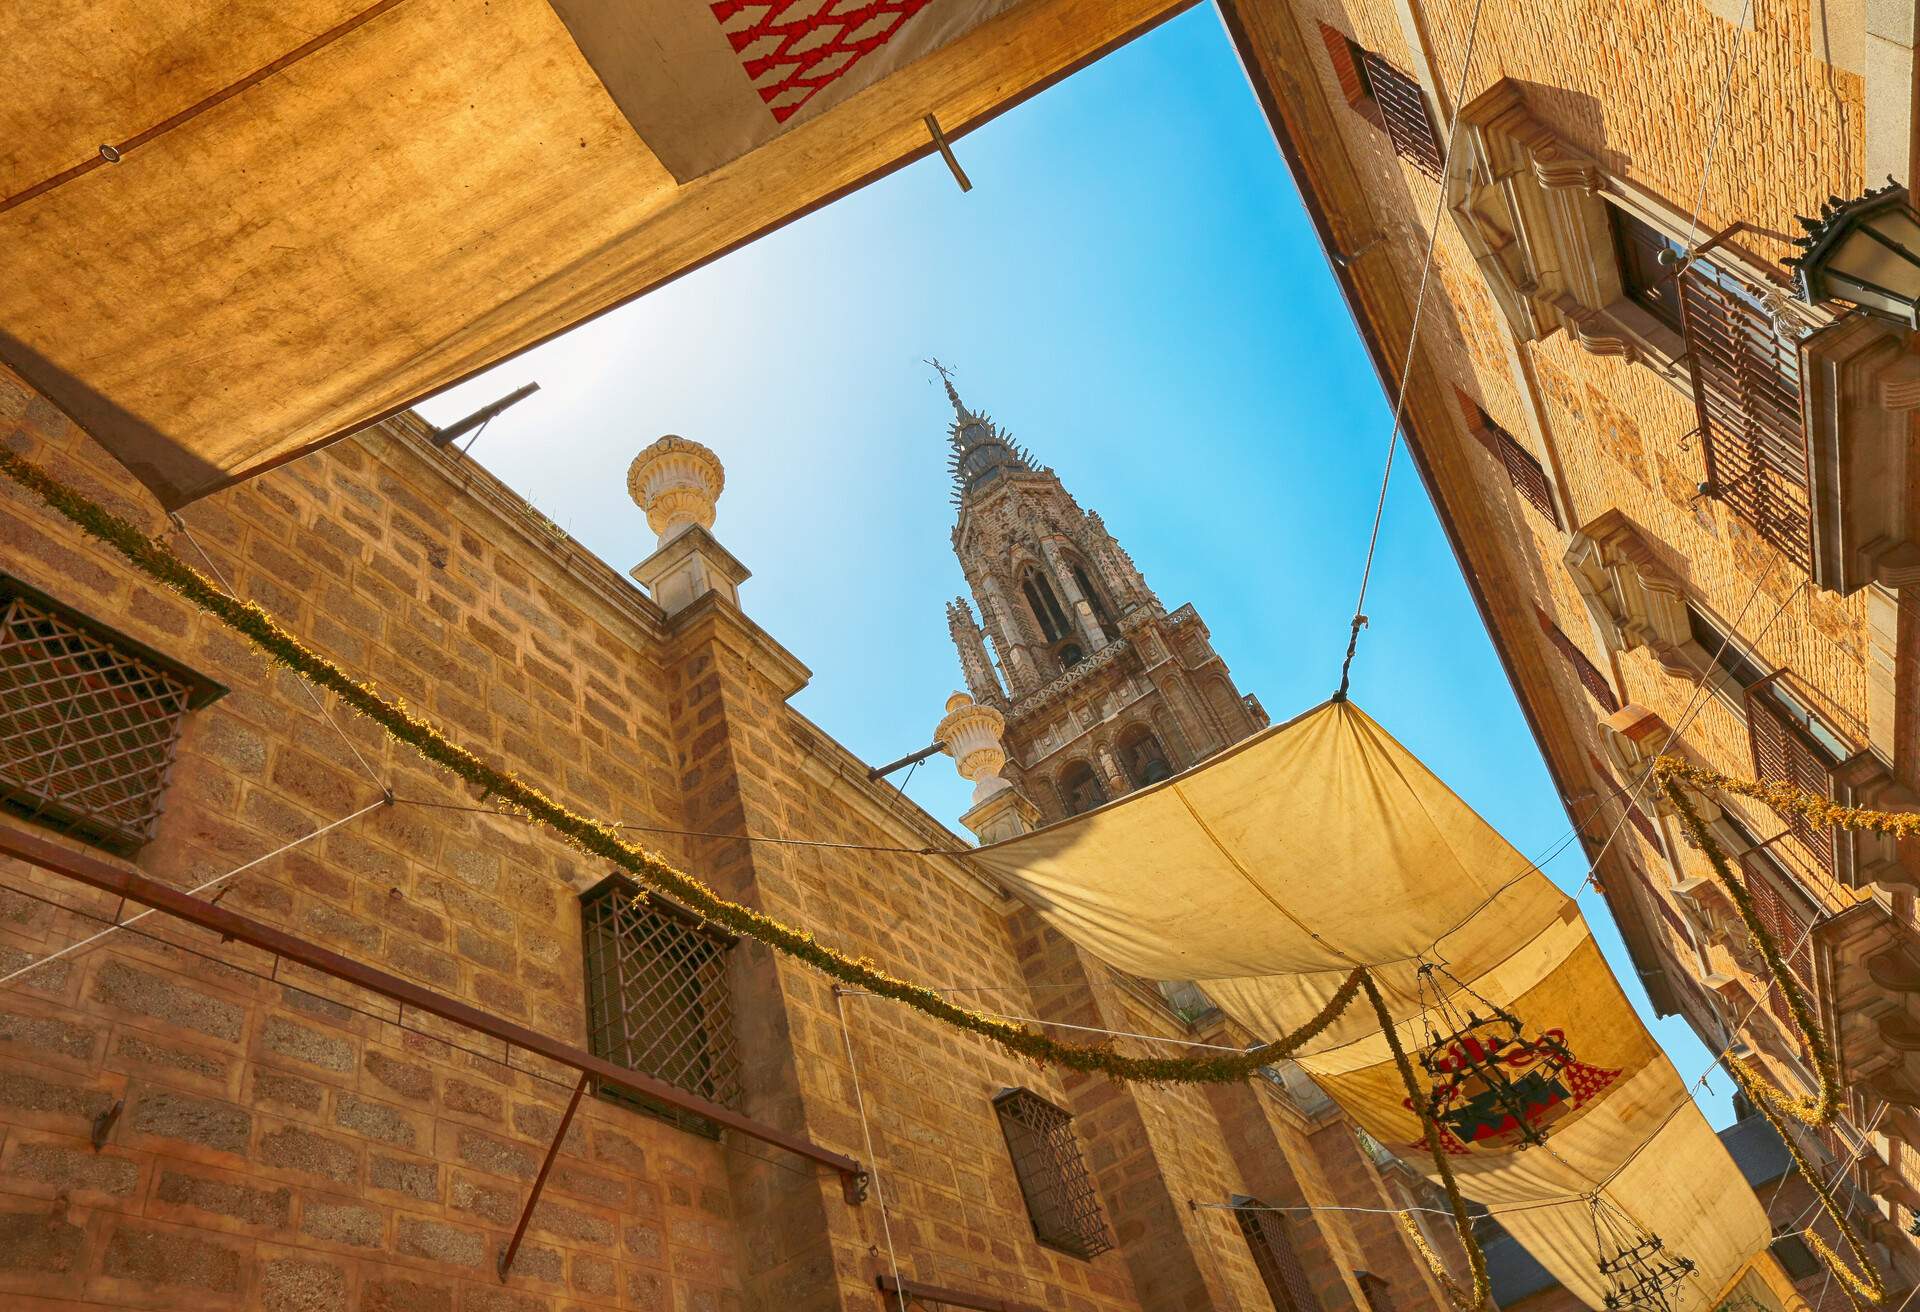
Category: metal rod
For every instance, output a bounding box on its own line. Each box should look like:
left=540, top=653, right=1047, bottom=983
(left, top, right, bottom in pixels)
left=877, top=1274, right=1043, bottom=1312
left=866, top=741, right=944, bottom=782
left=923, top=115, right=972, bottom=193
left=430, top=382, right=540, bottom=447
left=0, top=822, right=866, bottom=1188
left=499, top=1070, right=590, bottom=1281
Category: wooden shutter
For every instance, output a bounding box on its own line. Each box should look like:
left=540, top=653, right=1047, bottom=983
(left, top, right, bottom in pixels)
left=1744, top=676, right=1837, bottom=876
left=1459, top=392, right=1560, bottom=526
left=1357, top=53, right=1443, bottom=179
left=1536, top=609, right=1620, bottom=713
left=1741, top=856, right=1814, bottom=1027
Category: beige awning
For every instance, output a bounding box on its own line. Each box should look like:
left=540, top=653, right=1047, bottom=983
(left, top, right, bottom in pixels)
left=0, top=0, right=1187, bottom=507
left=969, top=701, right=1769, bottom=1312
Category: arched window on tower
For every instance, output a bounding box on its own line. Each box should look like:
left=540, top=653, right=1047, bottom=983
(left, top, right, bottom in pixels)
left=1070, top=563, right=1115, bottom=642
left=1022, top=569, right=1072, bottom=644
left=1058, top=760, right=1106, bottom=817
left=1117, top=724, right=1172, bottom=788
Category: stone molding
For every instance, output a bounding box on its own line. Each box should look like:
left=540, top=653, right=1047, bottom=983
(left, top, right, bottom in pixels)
left=1565, top=511, right=1694, bottom=676
left=938, top=691, right=1012, bottom=805
left=630, top=523, right=750, bottom=617
left=627, top=435, right=725, bottom=543
left=1801, top=312, right=1920, bottom=596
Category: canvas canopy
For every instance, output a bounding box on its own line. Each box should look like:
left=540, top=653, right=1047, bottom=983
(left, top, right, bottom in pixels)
left=0, top=0, right=1186, bottom=508
left=968, top=701, right=1770, bottom=1312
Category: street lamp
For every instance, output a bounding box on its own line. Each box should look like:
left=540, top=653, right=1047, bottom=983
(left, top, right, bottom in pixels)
left=1788, top=180, right=1920, bottom=329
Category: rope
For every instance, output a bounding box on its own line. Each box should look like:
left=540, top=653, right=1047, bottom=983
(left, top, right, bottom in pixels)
left=0, top=795, right=386, bottom=986
left=1334, top=0, right=1492, bottom=701
left=396, top=796, right=958, bottom=856
left=837, top=990, right=908, bottom=1312
left=833, top=992, right=1252, bottom=1051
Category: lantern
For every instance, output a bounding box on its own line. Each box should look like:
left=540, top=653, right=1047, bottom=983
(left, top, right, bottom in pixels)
left=1787, top=181, right=1920, bottom=329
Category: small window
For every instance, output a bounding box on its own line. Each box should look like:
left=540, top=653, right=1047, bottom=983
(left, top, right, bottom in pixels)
left=1744, top=673, right=1847, bottom=877
left=992, top=1088, right=1113, bottom=1259
left=1233, top=1200, right=1322, bottom=1312
left=1457, top=392, right=1560, bottom=526
left=1772, top=1231, right=1821, bottom=1281
left=1056, top=642, right=1084, bottom=670
left=1586, top=751, right=1662, bottom=857
left=1317, top=24, right=1443, bottom=179
left=1058, top=761, right=1106, bottom=816
left=1357, top=1273, right=1395, bottom=1312
left=1610, top=208, right=1687, bottom=332
left=1686, top=604, right=1769, bottom=692
left=0, top=578, right=220, bottom=853
left=1070, top=563, right=1115, bottom=641
left=580, top=875, right=741, bottom=1135
left=1535, top=608, right=1619, bottom=712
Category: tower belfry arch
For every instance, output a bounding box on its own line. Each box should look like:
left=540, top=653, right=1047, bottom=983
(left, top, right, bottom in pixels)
left=933, top=365, right=1266, bottom=822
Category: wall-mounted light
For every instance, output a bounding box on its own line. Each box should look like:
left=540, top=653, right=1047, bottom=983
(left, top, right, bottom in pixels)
left=1787, top=180, right=1920, bottom=329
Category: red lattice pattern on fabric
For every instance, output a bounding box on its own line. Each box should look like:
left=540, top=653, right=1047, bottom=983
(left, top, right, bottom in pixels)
left=711, top=1, right=934, bottom=124
left=1567, top=1059, right=1618, bottom=1103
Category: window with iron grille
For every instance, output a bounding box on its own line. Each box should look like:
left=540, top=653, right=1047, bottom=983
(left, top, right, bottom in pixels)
left=1357, top=1272, right=1396, bottom=1312
left=1459, top=392, right=1560, bottom=525
left=0, top=579, right=219, bottom=853
left=1233, top=1199, right=1322, bottom=1312
left=1679, top=260, right=1812, bottom=574
left=993, top=1088, right=1113, bottom=1259
left=1535, top=609, right=1619, bottom=712
left=580, top=874, right=742, bottom=1135
left=1316, top=24, right=1443, bottom=179
left=1744, top=674, right=1846, bottom=879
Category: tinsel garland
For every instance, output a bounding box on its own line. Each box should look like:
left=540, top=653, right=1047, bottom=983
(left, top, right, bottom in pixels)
left=1652, top=757, right=1885, bottom=1302
left=0, top=449, right=1381, bottom=1083
left=1363, top=972, right=1492, bottom=1312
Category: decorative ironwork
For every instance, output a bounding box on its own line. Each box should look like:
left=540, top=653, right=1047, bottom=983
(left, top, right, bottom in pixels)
left=1680, top=262, right=1813, bottom=574
left=1234, top=1200, right=1323, bottom=1312
left=1408, top=962, right=1619, bottom=1155
left=1593, top=1198, right=1695, bottom=1312
left=993, top=1088, right=1113, bottom=1259
left=1537, top=610, right=1620, bottom=713
left=0, top=587, right=210, bottom=852
left=580, top=875, right=742, bottom=1134
left=1356, top=1272, right=1396, bottom=1312
left=1745, top=674, right=1840, bottom=877
left=1359, top=52, right=1444, bottom=179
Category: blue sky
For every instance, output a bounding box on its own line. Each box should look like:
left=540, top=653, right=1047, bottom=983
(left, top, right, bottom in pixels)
left=416, top=3, right=1732, bottom=1125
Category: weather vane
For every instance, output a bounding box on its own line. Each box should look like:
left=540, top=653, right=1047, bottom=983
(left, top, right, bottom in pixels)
left=926, top=357, right=956, bottom=386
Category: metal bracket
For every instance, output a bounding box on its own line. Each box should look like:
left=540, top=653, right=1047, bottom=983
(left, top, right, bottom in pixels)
left=91, top=1098, right=124, bottom=1151
left=842, top=1169, right=871, bottom=1206
left=498, top=1072, right=589, bottom=1281
left=922, top=114, right=971, bottom=193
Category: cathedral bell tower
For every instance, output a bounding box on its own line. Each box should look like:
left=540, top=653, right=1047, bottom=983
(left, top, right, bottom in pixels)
left=934, top=364, right=1267, bottom=824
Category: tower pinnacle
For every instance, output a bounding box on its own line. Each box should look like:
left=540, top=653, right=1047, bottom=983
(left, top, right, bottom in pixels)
left=929, top=360, right=1035, bottom=502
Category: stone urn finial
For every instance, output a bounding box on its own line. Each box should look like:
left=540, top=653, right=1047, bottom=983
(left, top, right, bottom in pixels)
left=938, top=691, right=1010, bottom=803
left=628, top=436, right=725, bottom=545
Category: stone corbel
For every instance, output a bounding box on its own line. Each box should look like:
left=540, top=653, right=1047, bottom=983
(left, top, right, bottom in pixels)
left=1447, top=80, right=1624, bottom=347
left=1830, top=750, right=1920, bottom=891
left=1565, top=513, right=1695, bottom=675
left=1802, top=313, right=1920, bottom=595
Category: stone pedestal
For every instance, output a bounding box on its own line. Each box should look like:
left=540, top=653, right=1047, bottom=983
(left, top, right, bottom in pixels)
left=626, top=435, right=749, bottom=616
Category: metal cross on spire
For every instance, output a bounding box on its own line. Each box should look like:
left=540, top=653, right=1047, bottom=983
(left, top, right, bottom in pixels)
left=926, top=357, right=967, bottom=419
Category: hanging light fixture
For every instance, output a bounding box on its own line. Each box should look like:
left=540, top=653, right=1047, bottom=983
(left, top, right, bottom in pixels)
left=1786, top=180, right=1920, bottom=329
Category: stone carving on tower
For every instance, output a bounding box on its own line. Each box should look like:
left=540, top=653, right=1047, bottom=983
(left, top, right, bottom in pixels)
left=932, top=363, right=1268, bottom=825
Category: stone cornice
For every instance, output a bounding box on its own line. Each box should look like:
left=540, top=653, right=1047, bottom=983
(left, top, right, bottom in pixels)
left=1004, top=636, right=1131, bottom=727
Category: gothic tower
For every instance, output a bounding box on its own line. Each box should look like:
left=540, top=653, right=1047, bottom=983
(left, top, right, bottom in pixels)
left=936, top=366, right=1267, bottom=824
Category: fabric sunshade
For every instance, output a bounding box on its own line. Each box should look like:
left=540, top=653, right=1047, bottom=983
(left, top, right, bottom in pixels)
left=968, top=700, right=1769, bottom=1312
left=0, top=0, right=1185, bottom=508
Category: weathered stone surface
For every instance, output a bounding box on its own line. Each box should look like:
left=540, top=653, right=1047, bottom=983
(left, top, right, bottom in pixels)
left=0, top=1209, right=85, bottom=1273
left=254, top=1068, right=325, bottom=1113
left=113, top=1032, right=229, bottom=1080
left=0, top=1008, right=96, bottom=1060
left=91, top=960, right=244, bottom=1042
left=103, top=1225, right=243, bottom=1292
left=362, top=1277, right=453, bottom=1312
left=395, top=1215, right=486, bottom=1268
left=129, top=1088, right=251, bottom=1153
left=334, top=1092, right=416, bottom=1147
left=364, top=1050, right=433, bottom=1100
left=263, top=1015, right=355, bottom=1072
left=300, top=1198, right=384, bottom=1247
left=369, top=1152, right=437, bottom=1201
left=156, top=1168, right=292, bottom=1227
left=442, top=1076, right=502, bottom=1119
left=261, top=1255, right=348, bottom=1312
left=259, top=1124, right=358, bottom=1182
left=456, top=1127, right=537, bottom=1179
left=12, top=1139, right=140, bottom=1196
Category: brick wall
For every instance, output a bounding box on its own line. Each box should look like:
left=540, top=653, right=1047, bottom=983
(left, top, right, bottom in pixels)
left=0, top=362, right=1447, bottom=1310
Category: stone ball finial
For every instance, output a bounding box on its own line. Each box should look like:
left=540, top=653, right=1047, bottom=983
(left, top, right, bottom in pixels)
left=937, top=691, right=1010, bottom=803
left=628, top=436, right=726, bottom=543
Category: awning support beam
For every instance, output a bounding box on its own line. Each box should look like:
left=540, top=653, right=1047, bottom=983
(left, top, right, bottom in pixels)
left=499, top=1069, right=590, bottom=1281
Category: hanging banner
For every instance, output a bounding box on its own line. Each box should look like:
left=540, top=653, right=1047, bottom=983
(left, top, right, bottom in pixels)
left=967, top=701, right=1769, bottom=1312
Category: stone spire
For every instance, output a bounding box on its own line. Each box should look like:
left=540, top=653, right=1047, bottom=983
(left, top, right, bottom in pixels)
left=930, top=360, right=1034, bottom=504
left=946, top=597, right=1004, bottom=703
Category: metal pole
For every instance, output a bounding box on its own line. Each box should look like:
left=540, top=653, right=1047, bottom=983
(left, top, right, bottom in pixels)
left=499, top=1071, right=590, bottom=1281
left=867, top=741, right=944, bottom=781
left=430, top=382, right=540, bottom=447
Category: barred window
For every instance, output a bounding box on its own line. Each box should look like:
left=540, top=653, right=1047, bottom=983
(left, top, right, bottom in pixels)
left=1357, top=1272, right=1396, bottom=1312
left=1459, top=393, right=1560, bottom=526
left=1745, top=673, right=1846, bottom=878
left=1317, top=24, right=1443, bottom=179
left=993, top=1088, right=1113, bottom=1259
left=1233, top=1199, right=1322, bottom=1312
left=1535, top=608, right=1619, bottom=712
left=0, top=579, right=219, bottom=853
left=580, top=875, right=742, bottom=1134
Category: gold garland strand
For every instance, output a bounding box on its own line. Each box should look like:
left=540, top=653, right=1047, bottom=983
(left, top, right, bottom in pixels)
left=1651, top=757, right=1885, bottom=1302
left=0, top=449, right=1372, bottom=1085
left=1363, top=972, right=1492, bottom=1312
